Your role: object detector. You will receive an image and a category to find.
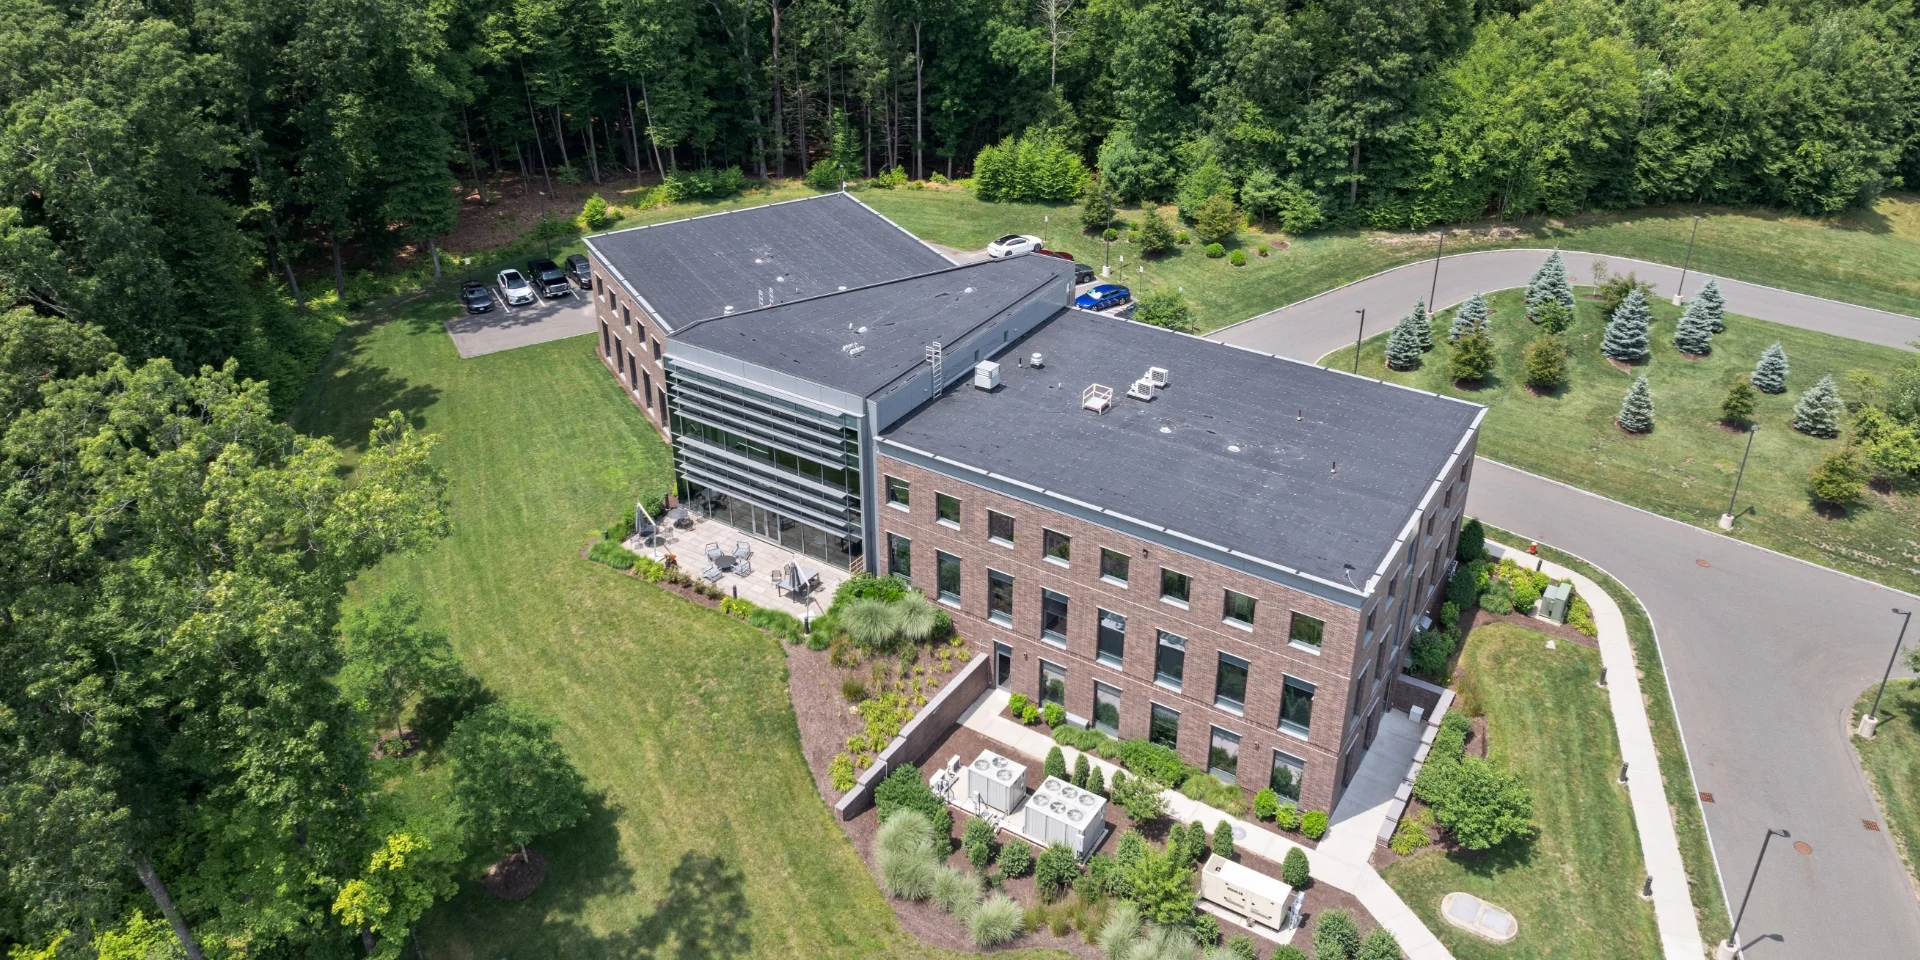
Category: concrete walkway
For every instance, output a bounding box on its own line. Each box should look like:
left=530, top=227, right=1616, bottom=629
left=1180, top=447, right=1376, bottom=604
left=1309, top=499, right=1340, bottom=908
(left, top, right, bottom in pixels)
left=957, top=689, right=1455, bottom=959
left=1484, top=541, right=1705, bottom=960
left=1320, top=711, right=1424, bottom=867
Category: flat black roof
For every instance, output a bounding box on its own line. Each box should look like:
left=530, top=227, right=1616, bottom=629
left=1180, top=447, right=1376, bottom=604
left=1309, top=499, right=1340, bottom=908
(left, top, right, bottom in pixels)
left=585, top=192, right=952, bottom=331
left=882, top=311, right=1483, bottom=587
left=673, top=255, right=1075, bottom=399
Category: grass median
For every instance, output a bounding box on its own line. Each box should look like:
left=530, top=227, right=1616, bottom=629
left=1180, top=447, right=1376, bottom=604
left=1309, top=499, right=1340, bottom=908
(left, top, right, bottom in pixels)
left=1853, top=680, right=1920, bottom=891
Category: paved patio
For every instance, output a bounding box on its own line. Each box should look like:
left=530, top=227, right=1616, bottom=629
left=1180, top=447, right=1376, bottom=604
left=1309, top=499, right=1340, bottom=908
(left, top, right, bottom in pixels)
left=627, top=513, right=850, bottom=619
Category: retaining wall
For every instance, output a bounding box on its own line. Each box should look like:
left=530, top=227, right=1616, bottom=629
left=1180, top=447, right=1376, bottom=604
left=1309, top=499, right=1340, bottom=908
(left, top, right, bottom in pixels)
left=835, top=652, right=993, bottom=820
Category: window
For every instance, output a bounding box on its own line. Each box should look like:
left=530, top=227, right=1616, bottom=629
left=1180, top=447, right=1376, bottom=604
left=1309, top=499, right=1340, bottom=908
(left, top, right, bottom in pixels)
left=1100, top=548, right=1130, bottom=585
left=600, top=320, right=611, bottom=356
left=651, top=338, right=661, bottom=361
left=1366, top=609, right=1376, bottom=635
left=1208, top=727, right=1241, bottom=784
left=886, top=476, right=910, bottom=508
left=1093, top=681, right=1122, bottom=737
left=1223, top=589, right=1257, bottom=628
left=1097, top=609, right=1126, bottom=667
left=1289, top=612, right=1326, bottom=651
left=1040, top=660, right=1067, bottom=707
left=937, top=551, right=961, bottom=604
left=1161, top=568, right=1191, bottom=606
left=1150, top=704, right=1180, bottom=749
left=1279, top=676, right=1316, bottom=737
left=888, top=534, right=912, bottom=578
left=1214, top=652, right=1249, bottom=712
left=1041, top=589, right=1069, bottom=644
left=1154, top=630, right=1186, bottom=690
left=988, top=510, right=1015, bottom=545
left=988, top=570, right=1014, bottom=626
left=936, top=492, right=961, bottom=527
left=1425, top=514, right=1436, bottom=538
left=622, top=303, right=632, bottom=328
left=1445, top=486, right=1453, bottom=508
left=1043, top=529, right=1071, bottom=565
left=643, top=370, right=654, bottom=409
left=1352, top=666, right=1370, bottom=717
left=1270, top=750, right=1306, bottom=802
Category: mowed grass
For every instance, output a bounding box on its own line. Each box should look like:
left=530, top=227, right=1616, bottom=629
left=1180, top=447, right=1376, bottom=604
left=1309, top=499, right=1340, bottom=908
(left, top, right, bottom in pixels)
left=292, top=298, right=1034, bottom=959
left=860, top=188, right=1920, bottom=329
left=1481, top=526, right=1730, bottom=943
left=1854, top=680, right=1920, bottom=890
left=1324, top=289, right=1920, bottom=595
left=1381, top=623, right=1659, bottom=959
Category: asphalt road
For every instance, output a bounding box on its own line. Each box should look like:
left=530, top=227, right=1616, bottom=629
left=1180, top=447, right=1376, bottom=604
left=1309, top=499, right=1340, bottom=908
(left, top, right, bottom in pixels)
left=1210, top=253, right=1920, bottom=957
left=1218, top=248, right=1920, bottom=364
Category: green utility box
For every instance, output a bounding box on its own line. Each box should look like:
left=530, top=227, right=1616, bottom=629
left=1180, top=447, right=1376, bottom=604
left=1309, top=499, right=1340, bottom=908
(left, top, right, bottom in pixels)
left=1539, top=581, right=1573, bottom=624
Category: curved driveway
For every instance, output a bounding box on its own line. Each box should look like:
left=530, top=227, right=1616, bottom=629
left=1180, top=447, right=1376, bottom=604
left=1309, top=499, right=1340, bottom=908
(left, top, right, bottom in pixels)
left=1216, top=248, right=1919, bottom=364
left=1210, top=252, right=1920, bottom=958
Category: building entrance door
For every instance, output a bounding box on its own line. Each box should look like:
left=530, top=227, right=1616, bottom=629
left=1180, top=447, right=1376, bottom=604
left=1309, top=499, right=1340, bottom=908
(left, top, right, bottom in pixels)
left=994, top=643, right=1012, bottom=688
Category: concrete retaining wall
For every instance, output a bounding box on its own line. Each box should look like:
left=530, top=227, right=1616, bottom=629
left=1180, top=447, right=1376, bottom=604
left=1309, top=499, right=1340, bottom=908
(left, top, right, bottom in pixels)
left=835, top=652, right=993, bottom=820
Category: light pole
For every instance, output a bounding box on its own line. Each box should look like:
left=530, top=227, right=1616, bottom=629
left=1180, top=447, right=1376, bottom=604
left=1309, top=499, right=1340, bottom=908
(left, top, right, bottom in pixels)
left=1103, top=191, right=1114, bottom=278
left=1718, top=827, right=1790, bottom=960
left=1352, top=309, right=1366, bottom=375
left=1859, top=608, right=1914, bottom=738
left=1719, top=423, right=1759, bottom=530
left=1675, top=214, right=1701, bottom=305
left=1428, top=232, right=1444, bottom=310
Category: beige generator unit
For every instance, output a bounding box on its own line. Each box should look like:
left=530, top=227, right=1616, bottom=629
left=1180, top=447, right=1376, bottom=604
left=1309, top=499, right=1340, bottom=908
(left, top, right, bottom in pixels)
left=1539, top=581, right=1573, bottom=624
left=967, top=750, right=1029, bottom=813
left=1201, top=853, right=1293, bottom=930
left=1021, top=776, right=1108, bottom=859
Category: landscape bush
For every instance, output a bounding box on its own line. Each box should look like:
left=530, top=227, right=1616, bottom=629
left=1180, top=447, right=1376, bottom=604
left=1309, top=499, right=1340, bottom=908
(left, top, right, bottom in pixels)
left=1135, top=207, right=1175, bottom=256
left=1408, top=629, right=1456, bottom=679
left=1439, top=600, right=1460, bottom=631
left=1121, top=842, right=1197, bottom=926
left=1179, top=773, right=1244, bottom=813
left=1052, top=724, right=1112, bottom=753
left=1193, top=193, right=1240, bottom=245
left=1478, top=578, right=1514, bottom=615
left=1045, top=745, right=1068, bottom=780
left=1275, top=803, right=1301, bottom=831
left=1021, top=703, right=1041, bottom=724
left=840, top=677, right=868, bottom=703
left=1073, top=753, right=1092, bottom=788
left=964, top=817, right=997, bottom=870
left=1204, top=242, right=1226, bottom=259
left=1357, top=928, right=1404, bottom=960
left=875, top=764, right=952, bottom=839
left=1595, top=271, right=1655, bottom=315
left=1110, top=770, right=1169, bottom=823
left=1314, top=908, right=1361, bottom=960
left=587, top=539, right=638, bottom=570
left=1413, top=712, right=1536, bottom=850
left=1281, top=846, right=1310, bottom=887
left=1300, top=810, right=1329, bottom=840
left=997, top=840, right=1033, bottom=877
left=1228, top=249, right=1247, bottom=266
left=1133, top=288, right=1196, bottom=332
left=1191, top=912, right=1221, bottom=945
left=1227, top=934, right=1260, bottom=960
left=1809, top=449, right=1867, bottom=508
left=1043, top=702, right=1067, bottom=728
left=973, top=133, right=1088, bottom=202
left=1097, top=900, right=1144, bottom=957
left=968, top=894, right=1024, bottom=947
left=1253, top=787, right=1281, bottom=821
left=1450, top=329, right=1496, bottom=382
left=829, top=754, right=856, bottom=792
left=1035, top=843, right=1081, bottom=900
left=877, top=810, right=939, bottom=900
left=1115, top=738, right=1194, bottom=786
left=1522, top=334, right=1569, bottom=391
left=1567, top=595, right=1597, bottom=637
left=578, top=193, right=619, bottom=230
left=932, top=867, right=980, bottom=915
left=1457, top=518, right=1486, bottom=562
left=1389, top=818, right=1431, bottom=855
left=1447, top=562, right=1483, bottom=608
left=1212, top=819, right=1236, bottom=860
left=1008, top=692, right=1030, bottom=715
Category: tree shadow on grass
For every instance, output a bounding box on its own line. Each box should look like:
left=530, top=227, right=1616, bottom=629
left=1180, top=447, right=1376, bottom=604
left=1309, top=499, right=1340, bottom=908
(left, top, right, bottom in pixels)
left=1447, top=835, right=1537, bottom=880
left=295, top=319, right=442, bottom=452
left=485, top=849, right=754, bottom=960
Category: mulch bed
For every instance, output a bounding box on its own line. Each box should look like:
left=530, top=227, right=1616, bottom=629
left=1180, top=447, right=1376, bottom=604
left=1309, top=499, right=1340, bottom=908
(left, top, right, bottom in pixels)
left=369, top=728, right=422, bottom=760
left=1459, top=603, right=1597, bottom=649
left=786, top=640, right=871, bottom=805
left=481, top=849, right=549, bottom=900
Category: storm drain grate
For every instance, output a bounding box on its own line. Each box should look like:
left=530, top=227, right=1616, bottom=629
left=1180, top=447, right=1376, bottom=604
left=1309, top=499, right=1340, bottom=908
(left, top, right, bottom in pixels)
left=1865, top=820, right=1882, bottom=832
left=1698, top=792, right=1714, bottom=803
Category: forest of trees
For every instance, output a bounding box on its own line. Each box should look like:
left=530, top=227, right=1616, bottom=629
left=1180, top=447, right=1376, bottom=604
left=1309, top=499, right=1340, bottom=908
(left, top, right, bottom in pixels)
left=0, top=0, right=1916, bottom=405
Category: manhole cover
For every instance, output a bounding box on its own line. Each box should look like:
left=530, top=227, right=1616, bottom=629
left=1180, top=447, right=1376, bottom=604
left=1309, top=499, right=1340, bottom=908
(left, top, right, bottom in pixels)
left=1793, top=841, right=1813, bottom=855
left=1698, top=792, right=1715, bottom=803
left=1696, top=559, right=1712, bottom=567
left=1865, top=820, right=1882, bottom=832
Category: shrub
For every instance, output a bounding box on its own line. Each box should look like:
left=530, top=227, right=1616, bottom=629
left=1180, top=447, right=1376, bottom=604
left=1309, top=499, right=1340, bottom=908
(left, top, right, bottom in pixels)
left=880, top=848, right=937, bottom=900
left=1809, top=449, right=1867, bottom=508
left=1439, top=601, right=1460, bottom=631
left=1301, top=810, right=1329, bottom=840
left=579, top=193, right=619, bottom=230
left=1258, top=244, right=1270, bottom=256
left=830, top=754, right=856, bottom=792
left=1457, top=518, right=1486, bottom=562
left=1567, top=595, right=1597, bottom=637
left=1134, top=289, right=1196, bottom=333
left=878, top=811, right=939, bottom=899
left=1080, top=179, right=1116, bottom=232
left=964, top=818, right=997, bottom=870
left=1408, top=629, right=1456, bottom=679
left=932, top=867, right=979, bottom=915
left=1073, top=753, right=1092, bottom=789
left=1035, top=843, right=1080, bottom=900
left=1204, top=242, right=1226, bottom=259
left=1008, top=692, right=1030, bottom=715
left=1228, top=248, right=1247, bottom=267
left=1212, top=819, right=1236, bottom=860
left=1053, top=724, right=1112, bottom=753
left=1522, top=334, right=1568, bottom=391
left=1271, top=178, right=1325, bottom=232
left=1097, top=900, right=1143, bottom=957
left=1088, top=765, right=1106, bottom=797
left=875, top=765, right=952, bottom=839
left=587, top=539, right=638, bottom=570
left=1272, top=949, right=1308, bottom=960
left=1357, top=928, right=1404, bottom=960
left=1275, top=803, right=1301, bottom=831
left=1191, top=912, right=1221, bottom=945
left=1254, top=787, right=1280, bottom=821
left=1433, top=757, right=1536, bottom=850
left=1281, top=846, right=1310, bottom=887
left=1135, top=207, right=1175, bottom=256
left=1450, top=329, right=1496, bottom=382
left=1314, top=908, right=1361, bottom=960
left=1389, top=818, right=1430, bottom=855
left=1116, top=738, right=1192, bottom=786
left=1479, top=578, right=1514, bottom=615
left=1111, top=772, right=1169, bottom=823
left=1227, top=935, right=1260, bottom=960
left=840, top=677, right=869, bottom=703
left=1043, top=702, right=1067, bottom=728
left=1021, top=703, right=1041, bottom=724
left=997, top=840, right=1033, bottom=877
left=1532, top=300, right=1573, bottom=333
left=974, top=134, right=1089, bottom=202
left=1045, top=746, right=1068, bottom=781
left=1194, top=193, right=1241, bottom=245
left=1446, top=565, right=1479, bottom=609
left=1180, top=773, right=1243, bottom=813
left=1175, top=230, right=1192, bottom=244
left=1510, top=577, right=1541, bottom=613
left=1595, top=271, right=1654, bottom=315
left=969, top=894, right=1024, bottom=947
left=1121, top=844, right=1197, bottom=926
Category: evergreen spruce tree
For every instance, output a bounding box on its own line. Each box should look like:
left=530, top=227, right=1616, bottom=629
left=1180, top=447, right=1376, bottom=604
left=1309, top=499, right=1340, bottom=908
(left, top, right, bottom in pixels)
left=1694, top=279, right=1727, bottom=333
left=1525, top=258, right=1551, bottom=313
left=1752, top=343, right=1789, bottom=394
left=1672, top=299, right=1715, bottom=355
left=1525, top=252, right=1574, bottom=316
left=1617, top=376, right=1655, bottom=433
left=1450, top=293, right=1488, bottom=342
left=1544, top=252, right=1574, bottom=311
left=1792, top=374, right=1845, bottom=438
left=1601, top=289, right=1652, bottom=362
left=1385, top=313, right=1424, bottom=371
left=1410, top=298, right=1434, bottom=351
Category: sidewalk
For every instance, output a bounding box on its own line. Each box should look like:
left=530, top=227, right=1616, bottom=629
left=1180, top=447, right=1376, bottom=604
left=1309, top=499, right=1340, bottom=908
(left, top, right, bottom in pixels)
left=1486, top=541, right=1704, bottom=960
left=956, top=689, right=1454, bottom=959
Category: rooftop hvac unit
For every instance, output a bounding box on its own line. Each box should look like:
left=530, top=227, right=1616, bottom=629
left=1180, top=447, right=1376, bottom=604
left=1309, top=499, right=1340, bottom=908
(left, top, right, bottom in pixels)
left=1020, top=776, right=1108, bottom=859
left=1030, top=352, right=1045, bottom=369
left=1146, top=366, right=1169, bottom=387
left=1201, top=853, right=1293, bottom=930
left=966, top=750, right=1029, bottom=814
left=1127, top=378, right=1156, bottom=401
left=974, top=360, right=1001, bottom=391
left=1082, top=383, right=1114, bottom=414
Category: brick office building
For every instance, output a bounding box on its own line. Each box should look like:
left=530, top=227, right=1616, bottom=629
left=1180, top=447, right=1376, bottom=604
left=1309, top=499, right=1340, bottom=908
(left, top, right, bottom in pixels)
left=584, top=192, right=1483, bottom=812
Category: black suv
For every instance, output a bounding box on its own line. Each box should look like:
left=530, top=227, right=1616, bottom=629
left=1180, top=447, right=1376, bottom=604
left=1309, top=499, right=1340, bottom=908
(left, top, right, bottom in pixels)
left=1073, top=262, right=1096, bottom=286
left=460, top=280, right=493, bottom=314
left=565, top=253, right=593, bottom=289
left=528, top=259, right=572, bottom=298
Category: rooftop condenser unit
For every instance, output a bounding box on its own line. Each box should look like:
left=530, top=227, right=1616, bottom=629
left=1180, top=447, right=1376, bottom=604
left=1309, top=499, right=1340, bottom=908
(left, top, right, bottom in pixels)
left=966, top=750, right=1028, bottom=813
left=1020, top=776, right=1108, bottom=859
left=974, top=360, right=1001, bottom=391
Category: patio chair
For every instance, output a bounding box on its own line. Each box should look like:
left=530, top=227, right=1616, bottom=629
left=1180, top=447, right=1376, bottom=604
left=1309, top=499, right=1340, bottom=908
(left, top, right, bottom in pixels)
left=732, top=541, right=751, bottom=561
left=701, top=564, right=724, bottom=584
left=732, top=557, right=752, bottom=576
left=704, top=542, right=723, bottom=563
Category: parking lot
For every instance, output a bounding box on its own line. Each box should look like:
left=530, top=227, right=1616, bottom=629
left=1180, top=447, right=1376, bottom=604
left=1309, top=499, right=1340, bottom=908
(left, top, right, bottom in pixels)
left=443, top=283, right=595, bottom=359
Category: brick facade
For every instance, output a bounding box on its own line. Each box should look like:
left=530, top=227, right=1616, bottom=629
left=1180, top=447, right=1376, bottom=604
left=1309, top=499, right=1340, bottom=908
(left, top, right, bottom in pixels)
left=873, top=448, right=1475, bottom=815
left=591, top=261, right=670, bottom=439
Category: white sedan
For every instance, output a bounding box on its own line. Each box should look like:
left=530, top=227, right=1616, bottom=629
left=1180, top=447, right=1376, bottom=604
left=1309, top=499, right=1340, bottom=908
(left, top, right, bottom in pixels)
left=497, top=268, right=536, bottom=306
left=986, top=234, right=1044, bottom=258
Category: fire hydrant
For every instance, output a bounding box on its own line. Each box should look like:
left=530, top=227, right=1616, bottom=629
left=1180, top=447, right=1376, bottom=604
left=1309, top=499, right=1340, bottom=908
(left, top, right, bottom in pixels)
left=1528, top=542, right=1539, bottom=555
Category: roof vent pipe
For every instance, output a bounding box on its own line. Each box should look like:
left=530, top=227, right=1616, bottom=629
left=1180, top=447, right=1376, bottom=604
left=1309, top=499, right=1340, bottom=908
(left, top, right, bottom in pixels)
left=1031, top=352, right=1045, bottom=369
left=1331, top=461, right=1338, bottom=474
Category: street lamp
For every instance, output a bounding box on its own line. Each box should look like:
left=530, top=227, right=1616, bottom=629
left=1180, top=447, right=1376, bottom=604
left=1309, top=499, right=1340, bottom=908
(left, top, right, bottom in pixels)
left=1428, top=231, right=1445, bottom=309
left=1675, top=214, right=1701, bottom=305
left=1718, top=827, right=1790, bottom=960
left=1859, top=608, right=1914, bottom=738
left=1719, top=423, right=1759, bottom=530
left=1103, top=191, right=1114, bottom=278
left=1352, top=309, right=1366, bottom=375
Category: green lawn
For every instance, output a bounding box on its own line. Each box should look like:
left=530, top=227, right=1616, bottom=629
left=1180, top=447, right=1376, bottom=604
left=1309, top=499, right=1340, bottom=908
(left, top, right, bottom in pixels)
left=858, top=188, right=1920, bottom=330
left=1853, top=680, right=1920, bottom=890
left=1382, top=624, right=1659, bottom=959
left=293, top=298, right=1049, bottom=959
left=1324, top=289, right=1920, bottom=595
left=1481, top=527, right=1730, bottom=944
